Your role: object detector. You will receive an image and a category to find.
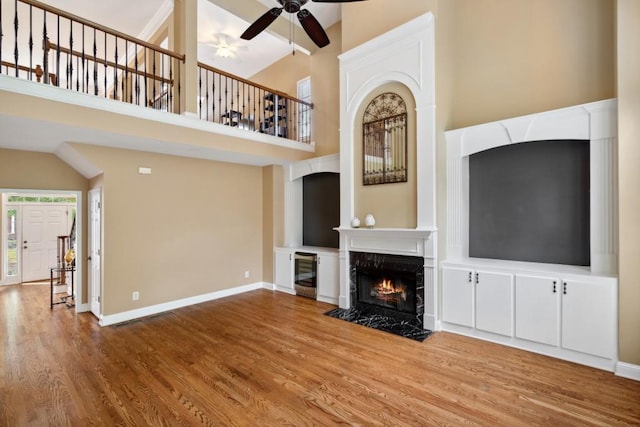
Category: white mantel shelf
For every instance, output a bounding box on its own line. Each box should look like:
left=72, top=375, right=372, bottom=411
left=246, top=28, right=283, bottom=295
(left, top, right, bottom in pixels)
left=335, top=227, right=436, bottom=238
left=336, top=227, right=437, bottom=259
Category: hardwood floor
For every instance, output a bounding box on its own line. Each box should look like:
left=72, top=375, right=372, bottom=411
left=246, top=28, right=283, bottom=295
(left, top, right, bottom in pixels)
left=1, top=284, right=639, bottom=426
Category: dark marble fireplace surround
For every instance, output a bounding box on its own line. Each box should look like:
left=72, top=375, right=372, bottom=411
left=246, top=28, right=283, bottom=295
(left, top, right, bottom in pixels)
left=350, top=252, right=425, bottom=328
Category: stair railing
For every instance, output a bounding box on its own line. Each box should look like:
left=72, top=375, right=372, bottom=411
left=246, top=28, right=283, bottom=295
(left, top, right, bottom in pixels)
left=1, top=0, right=185, bottom=113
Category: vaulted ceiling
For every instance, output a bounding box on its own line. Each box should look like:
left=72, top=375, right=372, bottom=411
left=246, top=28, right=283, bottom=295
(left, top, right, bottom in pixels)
left=24, top=0, right=342, bottom=78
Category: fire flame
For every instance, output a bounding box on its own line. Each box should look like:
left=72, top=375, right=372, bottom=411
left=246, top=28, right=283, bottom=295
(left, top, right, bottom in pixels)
left=373, top=279, right=407, bottom=301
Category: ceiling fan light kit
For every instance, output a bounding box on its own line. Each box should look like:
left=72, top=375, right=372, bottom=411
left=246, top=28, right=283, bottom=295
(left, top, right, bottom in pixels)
left=241, top=0, right=366, bottom=48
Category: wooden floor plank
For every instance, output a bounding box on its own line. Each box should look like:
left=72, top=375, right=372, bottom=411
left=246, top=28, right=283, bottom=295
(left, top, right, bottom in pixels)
left=1, top=284, right=639, bottom=426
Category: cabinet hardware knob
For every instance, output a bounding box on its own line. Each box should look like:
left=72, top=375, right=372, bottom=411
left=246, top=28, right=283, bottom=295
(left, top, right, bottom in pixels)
left=468, top=272, right=472, bottom=283
left=553, top=283, right=557, bottom=293
left=475, top=272, right=479, bottom=284
left=563, top=282, right=567, bottom=295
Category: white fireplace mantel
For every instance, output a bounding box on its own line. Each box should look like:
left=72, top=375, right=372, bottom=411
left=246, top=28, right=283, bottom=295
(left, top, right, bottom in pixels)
left=336, top=13, right=437, bottom=330
left=336, top=227, right=436, bottom=258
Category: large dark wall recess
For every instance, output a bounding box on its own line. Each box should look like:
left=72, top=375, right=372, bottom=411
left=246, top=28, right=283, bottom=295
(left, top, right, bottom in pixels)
left=303, top=172, right=340, bottom=248
left=469, top=140, right=590, bottom=266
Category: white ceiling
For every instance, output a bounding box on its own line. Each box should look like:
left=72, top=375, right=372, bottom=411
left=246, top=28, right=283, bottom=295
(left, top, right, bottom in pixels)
left=16, top=0, right=343, bottom=79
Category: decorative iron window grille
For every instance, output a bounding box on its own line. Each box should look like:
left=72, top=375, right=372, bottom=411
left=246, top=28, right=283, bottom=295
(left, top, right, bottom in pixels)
left=362, top=93, right=408, bottom=185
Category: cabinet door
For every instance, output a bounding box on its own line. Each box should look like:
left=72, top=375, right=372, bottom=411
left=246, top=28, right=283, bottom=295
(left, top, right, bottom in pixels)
left=561, top=280, right=615, bottom=359
left=515, top=274, right=560, bottom=346
left=475, top=271, right=513, bottom=336
left=317, top=253, right=339, bottom=303
left=274, top=249, right=294, bottom=291
left=442, top=267, right=474, bottom=327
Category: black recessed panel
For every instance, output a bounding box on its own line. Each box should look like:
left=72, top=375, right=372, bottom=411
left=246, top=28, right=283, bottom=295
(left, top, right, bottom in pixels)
left=469, top=140, right=590, bottom=266
left=303, top=172, right=339, bottom=248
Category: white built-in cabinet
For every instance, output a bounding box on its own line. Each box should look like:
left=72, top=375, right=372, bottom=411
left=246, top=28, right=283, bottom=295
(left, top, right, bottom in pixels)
left=441, top=267, right=512, bottom=336
left=273, top=247, right=339, bottom=304
left=316, top=252, right=339, bottom=304
left=274, top=248, right=295, bottom=294
left=515, top=274, right=616, bottom=359
left=441, top=262, right=617, bottom=371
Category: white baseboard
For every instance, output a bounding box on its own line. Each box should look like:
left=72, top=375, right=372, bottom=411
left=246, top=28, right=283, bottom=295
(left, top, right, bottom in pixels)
left=75, top=303, right=91, bottom=313
left=100, top=282, right=267, bottom=327
left=616, top=362, right=640, bottom=381
left=262, top=282, right=275, bottom=291
left=274, top=285, right=296, bottom=296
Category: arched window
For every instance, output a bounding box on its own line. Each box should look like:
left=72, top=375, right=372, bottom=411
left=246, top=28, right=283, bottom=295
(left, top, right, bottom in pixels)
left=362, top=92, right=408, bottom=185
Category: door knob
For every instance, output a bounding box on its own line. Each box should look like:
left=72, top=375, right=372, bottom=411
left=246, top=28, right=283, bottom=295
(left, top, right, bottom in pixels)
left=87, top=256, right=92, bottom=261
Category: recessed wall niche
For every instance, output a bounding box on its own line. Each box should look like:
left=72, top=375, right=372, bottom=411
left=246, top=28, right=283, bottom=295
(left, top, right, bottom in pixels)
left=354, top=83, right=417, bottom=228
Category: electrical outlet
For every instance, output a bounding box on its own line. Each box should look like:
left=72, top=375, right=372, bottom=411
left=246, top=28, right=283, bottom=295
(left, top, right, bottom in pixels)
left=244, top=271, right=250, bottom=279
left=132, top=291, right=139, bottom=301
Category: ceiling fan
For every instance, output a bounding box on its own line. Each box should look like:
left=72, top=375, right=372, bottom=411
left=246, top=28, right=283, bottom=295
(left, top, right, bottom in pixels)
left=241, top=0, right=366, bottom=48
left=200, top=34, right=248, bottom=58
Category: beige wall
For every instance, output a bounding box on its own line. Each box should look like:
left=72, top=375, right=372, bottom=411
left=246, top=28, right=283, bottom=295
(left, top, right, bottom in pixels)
left=310, top=23, right=342, bottom=156
left=616, top=0, right=640, bottom=365
left=452, top=0, right=615, bottom=128
left=353, top=83, right=417, bottom=228
left=70, top=144, right=263, bottom=316
left=341, top=0, right=436, bottom=53
left=249, top=49, right=311, bottom=97
left=0, top=148, right=89, bottom=298
left=262, top=165, right=284, bottom=283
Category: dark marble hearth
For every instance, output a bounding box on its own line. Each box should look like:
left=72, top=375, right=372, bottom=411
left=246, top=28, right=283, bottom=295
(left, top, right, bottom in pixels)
left=325, top=307, right=433, bottom=342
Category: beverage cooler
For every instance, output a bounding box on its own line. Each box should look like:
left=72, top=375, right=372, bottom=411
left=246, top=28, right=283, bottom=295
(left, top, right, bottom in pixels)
left=294, top=252, right=317, bottom=299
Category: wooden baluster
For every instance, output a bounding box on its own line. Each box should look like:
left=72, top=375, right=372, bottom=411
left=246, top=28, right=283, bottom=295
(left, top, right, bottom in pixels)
left=67, top=18, right=73, bottom=90
left=143, top=46, right=147, bottom=106
left=125, top=40, right=130, bottom=103
left=103, top=31, right=107, bottom=97
left=42, top=10, right=48, bottom=84
left=82, top=24, right=87, bottom=93
left=152, top=48, right=157, bottom=108
left=92, top=28, right=97, bottom=94
left=28, top=4, right=33, bottom=80
left=167, top=53, right=172, bottom=112
left=75, top=52, right=79, bottom=91
left=13, top=0, right=18, bottom=77
left=55, top=14, right=60, bottom=86
left=198, top=67, right=202, bottom=118
left=134, top=42, right=139, bottom=105
left=113, top=35, right=118, bottom=100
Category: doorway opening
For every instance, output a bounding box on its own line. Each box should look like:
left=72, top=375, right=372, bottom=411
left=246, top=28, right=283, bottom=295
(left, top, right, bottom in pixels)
left=1, top=190, right=83, bottom=311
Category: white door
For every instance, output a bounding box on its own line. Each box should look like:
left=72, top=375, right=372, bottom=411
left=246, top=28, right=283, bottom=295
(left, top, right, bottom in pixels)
left=89, top=189, right=102, bottom=318
left=515, top=274, right=560, bottom=346
left=561, top=279, right=615, bottom=359
left=274, top=249, right=293, bottom=292
left=441, top=267, right=474, bottom=327
left=475, top=270, right=513, bottom=337
left=317, top=253, right=339, bottom=303
left=22, top=205, right=69, bottom=282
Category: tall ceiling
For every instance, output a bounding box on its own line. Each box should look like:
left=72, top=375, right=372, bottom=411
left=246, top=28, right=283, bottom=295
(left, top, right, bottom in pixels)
left=19, top=0, right=342, bottom=78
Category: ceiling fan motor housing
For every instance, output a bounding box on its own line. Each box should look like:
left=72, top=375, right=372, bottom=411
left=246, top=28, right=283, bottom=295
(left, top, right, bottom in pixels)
left=278, top=0, right=309, bottom=13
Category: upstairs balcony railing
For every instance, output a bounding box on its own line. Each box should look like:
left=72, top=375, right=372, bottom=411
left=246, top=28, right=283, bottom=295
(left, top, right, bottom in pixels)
left=1, top=0, right=313, bottom=145
left=197, top=63, right=313, bottom=144
left=1, top=0, right=184, bottom=112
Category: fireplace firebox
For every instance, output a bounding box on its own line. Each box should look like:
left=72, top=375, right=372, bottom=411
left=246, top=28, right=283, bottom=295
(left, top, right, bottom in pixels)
left=357, top=272, right=416, bottom=315
left=350, top=252, right=424, bottom=327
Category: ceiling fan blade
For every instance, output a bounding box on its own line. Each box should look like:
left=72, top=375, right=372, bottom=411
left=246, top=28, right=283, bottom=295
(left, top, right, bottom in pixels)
left=297, top=9, right=330, bottom=48
left=240, top=7, right=283, bottom=40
